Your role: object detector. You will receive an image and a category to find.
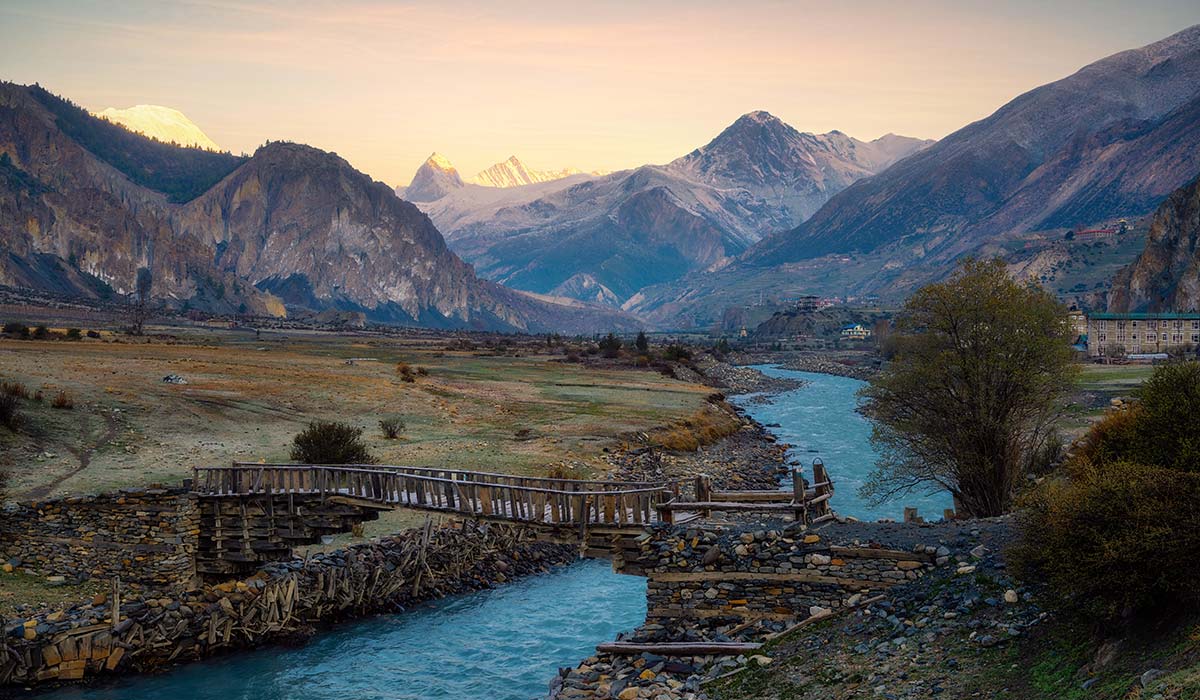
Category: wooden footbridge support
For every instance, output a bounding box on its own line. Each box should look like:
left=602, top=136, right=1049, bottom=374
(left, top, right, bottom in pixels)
left=190, top=459, right=834, bottom=578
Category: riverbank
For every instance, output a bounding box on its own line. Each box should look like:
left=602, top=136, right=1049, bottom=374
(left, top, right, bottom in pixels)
left=730, top=352, right=880, bottom=381
left=549, top=518, right=1026, bottom=700
left=0, top=521, right=575, bottom=691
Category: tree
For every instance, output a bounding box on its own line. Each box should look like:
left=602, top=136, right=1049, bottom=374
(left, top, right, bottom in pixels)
left=859, top=258, right=1077, bottom=517
left=635, top=331, right=649, bottom=354
left=290, top=421, right=376, bottom=464
left=128, top=267, right=153, bottom=336
left=599, top=333, right=623, bottom=359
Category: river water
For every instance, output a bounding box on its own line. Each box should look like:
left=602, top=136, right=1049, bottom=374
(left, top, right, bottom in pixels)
left=40, top=364, right=947, bottom=699
left=42, top=560, right=645, bottom=700
left=732, top=365, right=953, bottom=522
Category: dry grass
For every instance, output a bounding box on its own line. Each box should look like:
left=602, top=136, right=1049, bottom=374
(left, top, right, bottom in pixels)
left=0, top=328, right=713, bottom=498
left=650, top=403, right=743, bottom=452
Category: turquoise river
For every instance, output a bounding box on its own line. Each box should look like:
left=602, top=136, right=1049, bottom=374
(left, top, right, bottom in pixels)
left=39, top=367, right=949, bottom=699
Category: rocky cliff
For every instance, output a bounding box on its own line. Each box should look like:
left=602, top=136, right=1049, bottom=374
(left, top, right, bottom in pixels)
left=1109, top=174, right=1200, bottom=311
left=0, top=83, right=632, bottom=332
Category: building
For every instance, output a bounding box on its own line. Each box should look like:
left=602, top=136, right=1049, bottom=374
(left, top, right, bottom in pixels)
left=794, top=295, right=821, bottom=313
left=1086, top=312, right=1200, bottom=358
left=840, top=323, right=872, bottom=341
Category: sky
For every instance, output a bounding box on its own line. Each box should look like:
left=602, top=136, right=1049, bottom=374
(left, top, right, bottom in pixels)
left=1, top=1, right=1197, bottom=187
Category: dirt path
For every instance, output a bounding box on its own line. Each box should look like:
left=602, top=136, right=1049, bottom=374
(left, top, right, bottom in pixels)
left=26, top=410, right=122, bottom=499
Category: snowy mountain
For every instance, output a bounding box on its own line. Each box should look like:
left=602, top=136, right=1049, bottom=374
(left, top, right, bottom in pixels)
left=399, top=112, right=930, bottom=307
left=402, top=152, right=465, bottom=202
left=93, top=104, right=221, bottom=151
left=469, top=156, right=603, bottom=188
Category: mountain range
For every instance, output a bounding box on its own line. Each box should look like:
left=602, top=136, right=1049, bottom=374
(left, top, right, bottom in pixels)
left=627, top=24, right=1200, bottom=326
left=0, top=83, right=633, bottom=332
left=403, top=112, right=931, bottom=307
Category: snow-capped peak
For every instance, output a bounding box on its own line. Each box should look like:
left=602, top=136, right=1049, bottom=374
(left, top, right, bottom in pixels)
left=425, top=152, right=457, bottom=171
left=468, top=155, right=593, bottom=188
left=93, top=104, right=221, bottom=151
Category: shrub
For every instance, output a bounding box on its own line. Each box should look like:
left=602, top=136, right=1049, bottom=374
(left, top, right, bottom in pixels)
left=51, top=391, right=74, bottom=409
left=0, top=393, right=23, bottom=431
left=66, top=328, right=82, bottom=340
left=1011, top=459, right=1200, bottom=621
left=396, top=362, right=417, bottom=383
left=1, top=382, right=29, bottom=399
left=2, top=322, right=29, bottom=338
left=32, top=390, right=43, bottom=403
left=379, top=416, right=405, bottom=439
left=1011, top=362, right=1200, bottom=621
left=599, top=333, right=623, bottom=359
left=663, top=344, right=692, bottom=362
left=547, top=463, right=586, bottom=480
left=290, top=421, right=375, bottom=464
left=33, top=326, right=50, bottom=339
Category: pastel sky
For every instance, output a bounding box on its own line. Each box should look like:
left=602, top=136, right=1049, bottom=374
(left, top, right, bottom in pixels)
left=1, top=1, right=1197, bottom=186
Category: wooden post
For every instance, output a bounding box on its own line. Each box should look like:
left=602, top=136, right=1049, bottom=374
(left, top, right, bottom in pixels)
left=111, top=577, right=120, bottom=629
left=695, top=474, right=712, bottom=518
left=792, top=466, right=806, bottom=523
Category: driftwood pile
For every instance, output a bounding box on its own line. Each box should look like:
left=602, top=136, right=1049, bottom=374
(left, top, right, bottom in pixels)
left=1, top=520, right=575, bottom=688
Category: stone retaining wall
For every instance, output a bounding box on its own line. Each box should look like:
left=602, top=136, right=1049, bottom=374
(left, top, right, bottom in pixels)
left=0, top=489, right=199, bottom=588
left=0, top=521, right=576, bottom=687
left=638, top=525, right=934, bottom=624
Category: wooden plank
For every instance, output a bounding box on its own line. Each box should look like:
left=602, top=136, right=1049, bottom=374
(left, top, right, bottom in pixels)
left=648, top=571, right=892, bottom=588
left=597, top=642, right=761, bottom=655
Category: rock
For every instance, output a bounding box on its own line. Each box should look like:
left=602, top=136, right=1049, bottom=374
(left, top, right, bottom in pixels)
left=1004, top=589, right=1019, bottom=604
left=809, top=554, right=831, bottom=565
left=1141, top=669, right=1165, bottom=688
left=618, top=687, right=640, bottom=700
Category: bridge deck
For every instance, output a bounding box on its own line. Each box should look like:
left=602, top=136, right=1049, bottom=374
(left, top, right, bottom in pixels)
left=194, top=463, right=680, bottom=528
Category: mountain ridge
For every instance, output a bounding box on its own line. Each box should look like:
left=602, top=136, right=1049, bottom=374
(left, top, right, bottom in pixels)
left=0, top=83, right=635, bottom=333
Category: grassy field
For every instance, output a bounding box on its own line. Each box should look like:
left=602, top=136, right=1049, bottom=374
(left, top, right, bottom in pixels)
left=0, top=327, right=714, bottom=501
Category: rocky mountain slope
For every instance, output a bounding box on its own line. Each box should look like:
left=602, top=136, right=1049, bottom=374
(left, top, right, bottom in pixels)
left=93, top=104, right=221, bottom=151
left=407, top=112, right=929, bottom=307
left=0, top=83, right=633, bottom=332
left=629, top=25, right=1200, bottom=327
left=1109, top=174, right=1200, bottom=311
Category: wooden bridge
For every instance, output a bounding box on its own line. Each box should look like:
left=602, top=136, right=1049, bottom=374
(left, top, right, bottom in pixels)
left=190, top=461, right=833, bottom=576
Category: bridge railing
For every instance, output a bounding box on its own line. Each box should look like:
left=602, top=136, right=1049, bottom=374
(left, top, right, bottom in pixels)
left=192, top=463, right=679, bottom=527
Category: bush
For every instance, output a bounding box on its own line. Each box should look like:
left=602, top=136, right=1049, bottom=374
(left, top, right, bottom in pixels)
left=290, top=421, right=376, bottom=464
left=599, top=333, right=623, bottom=359
left=33, top=326, right=50, bottom=339
left=66, top=328, right=82, bottom=340
left=2, top=322, right=29, bottom=338
left=396, top=362, right=417, bottom=383
left=1, top=382, right=29, bottom=399
left=1011, top=460, right=1200, bottom=620
left=0, top=393, right=23, bottom=431
left=51, top=391, right=74, bottom=409
left=663, top=344, right=692, bottom=362
left=1011, top=362, right=1200, bottom=620
left=379, top=416, right=405, bottom=439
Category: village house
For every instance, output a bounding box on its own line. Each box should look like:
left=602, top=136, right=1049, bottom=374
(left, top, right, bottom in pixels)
left=840, top=323, right=872, bottom=341
left=1086, top=312, right=1200, bottom=358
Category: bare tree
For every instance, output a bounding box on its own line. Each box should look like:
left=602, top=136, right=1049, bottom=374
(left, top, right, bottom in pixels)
left=859, top=259, right=1077, bottom=517
left=127, top=267, right=153, bottom=335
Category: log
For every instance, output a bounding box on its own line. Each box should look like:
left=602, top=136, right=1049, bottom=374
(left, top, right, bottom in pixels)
left=596, top=641, right=762, bottom=656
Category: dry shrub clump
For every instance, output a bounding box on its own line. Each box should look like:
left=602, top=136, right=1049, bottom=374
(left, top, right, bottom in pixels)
left=653, top=405, right=742, bottom=452
left=0, top=393, right=23, bottom=431
left=51, top=391, right=74, bottom=410
left=547, top=463, right=586, bottom=480
left=1, top=381, right=30, bottom=399
left=379, top=416, right=405, bottom=439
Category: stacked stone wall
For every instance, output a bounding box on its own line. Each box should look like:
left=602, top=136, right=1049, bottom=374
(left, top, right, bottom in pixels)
left=0, top=489, right=198, bottom=588
left=638, top=525, right=935, bottom=623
